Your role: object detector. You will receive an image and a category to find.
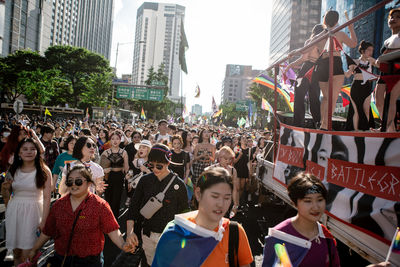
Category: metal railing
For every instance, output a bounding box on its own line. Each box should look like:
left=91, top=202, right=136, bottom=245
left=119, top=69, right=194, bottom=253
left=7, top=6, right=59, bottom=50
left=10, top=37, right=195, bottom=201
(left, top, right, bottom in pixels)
left=266, top=0, right=393, bottom=134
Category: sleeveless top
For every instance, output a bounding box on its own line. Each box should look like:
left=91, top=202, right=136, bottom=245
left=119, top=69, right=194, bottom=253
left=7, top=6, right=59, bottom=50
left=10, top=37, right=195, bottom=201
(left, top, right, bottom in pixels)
left=355, top=59, right=371, bottom=73
left=107, top=149, right=124, bottom=168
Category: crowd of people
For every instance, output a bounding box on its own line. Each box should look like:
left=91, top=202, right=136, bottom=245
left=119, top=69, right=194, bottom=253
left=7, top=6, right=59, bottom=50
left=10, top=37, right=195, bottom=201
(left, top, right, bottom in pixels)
left=0, top=7, right=398, bottom=267
left=286, top=9, right=400, bottom=132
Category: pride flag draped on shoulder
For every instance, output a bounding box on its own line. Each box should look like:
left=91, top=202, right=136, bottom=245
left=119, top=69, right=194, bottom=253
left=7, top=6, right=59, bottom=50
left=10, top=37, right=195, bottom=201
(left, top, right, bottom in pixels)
left=152, top=211, right=226, bottom=267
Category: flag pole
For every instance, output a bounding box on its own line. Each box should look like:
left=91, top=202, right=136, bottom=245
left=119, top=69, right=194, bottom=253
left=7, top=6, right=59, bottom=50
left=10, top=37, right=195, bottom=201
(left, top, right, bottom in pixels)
left=386, top=227, right=399, bottom=262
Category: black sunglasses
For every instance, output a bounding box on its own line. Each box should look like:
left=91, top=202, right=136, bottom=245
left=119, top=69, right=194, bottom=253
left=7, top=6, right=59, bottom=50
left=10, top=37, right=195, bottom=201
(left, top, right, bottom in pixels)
left=86, top=143, right=96, bottom=149
left=66, top=178, right=86, bottom=187
left=149, top=163, right=164, bottom=170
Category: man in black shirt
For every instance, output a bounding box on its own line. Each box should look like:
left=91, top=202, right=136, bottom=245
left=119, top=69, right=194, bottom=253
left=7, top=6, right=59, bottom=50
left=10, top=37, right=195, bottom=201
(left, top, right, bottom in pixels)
left=126, top=144, right=188, bottom=266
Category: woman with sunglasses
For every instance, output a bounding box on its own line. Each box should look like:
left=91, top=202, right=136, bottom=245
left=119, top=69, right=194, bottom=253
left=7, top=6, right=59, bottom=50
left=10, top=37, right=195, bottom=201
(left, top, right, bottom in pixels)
left=28, top=165, right=137, bottom=266
left=100, top=130, right=129, bottom=217
left=126, top=144, right=188, bottom=266
left=59, top=136, right=106, bottom=196
left=4, top=138, right=52, bottom=266
left=152, top=167, right=253, bottom=267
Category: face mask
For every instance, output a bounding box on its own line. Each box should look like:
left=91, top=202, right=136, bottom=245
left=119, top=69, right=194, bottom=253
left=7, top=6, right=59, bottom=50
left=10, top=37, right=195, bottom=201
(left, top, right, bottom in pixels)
left=3, top=132, right=10, bottom=138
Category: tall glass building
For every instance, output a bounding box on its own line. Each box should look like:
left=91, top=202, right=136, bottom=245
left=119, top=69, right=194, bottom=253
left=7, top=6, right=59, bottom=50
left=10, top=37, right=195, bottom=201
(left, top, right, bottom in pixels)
left=269, top=0, right=321, bottom=64
left=132, top=2, right=186, bottom=102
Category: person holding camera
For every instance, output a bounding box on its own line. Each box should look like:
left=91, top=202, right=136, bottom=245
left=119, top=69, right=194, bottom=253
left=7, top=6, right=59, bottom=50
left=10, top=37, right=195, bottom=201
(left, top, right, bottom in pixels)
left=126, top=144, right=188, bottom=266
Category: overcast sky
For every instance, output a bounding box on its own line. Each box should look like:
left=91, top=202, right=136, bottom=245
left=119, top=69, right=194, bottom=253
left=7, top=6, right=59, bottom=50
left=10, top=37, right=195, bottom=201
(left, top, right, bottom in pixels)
left=110, top=0, right=271, bottom=112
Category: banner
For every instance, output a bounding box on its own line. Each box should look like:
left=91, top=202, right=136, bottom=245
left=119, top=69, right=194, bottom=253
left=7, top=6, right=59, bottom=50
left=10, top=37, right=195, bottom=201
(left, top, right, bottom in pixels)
left=273, top=123, right=400, bottom=244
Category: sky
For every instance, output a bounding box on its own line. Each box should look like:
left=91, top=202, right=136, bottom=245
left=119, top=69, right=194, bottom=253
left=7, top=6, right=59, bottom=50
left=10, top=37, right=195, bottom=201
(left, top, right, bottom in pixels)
left=110, top=0, right=271, bottom=113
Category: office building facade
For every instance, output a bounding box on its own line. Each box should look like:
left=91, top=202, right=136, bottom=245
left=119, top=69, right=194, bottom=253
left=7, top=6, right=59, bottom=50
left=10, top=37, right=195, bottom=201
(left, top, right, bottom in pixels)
left=2, top=0, right=114, bottom=60
left=75, top=0, right=114, bottom=60
left=269, top=0, right=321, bottom=64
left=1, top=0, right=52, bottom=56
left=132, top=2, right=185, bottom=102
left=221, top=64, right=263, bottom=103
left=191, top=104, right=202, bottom=116
left=321, top=0, right=385, bottom=60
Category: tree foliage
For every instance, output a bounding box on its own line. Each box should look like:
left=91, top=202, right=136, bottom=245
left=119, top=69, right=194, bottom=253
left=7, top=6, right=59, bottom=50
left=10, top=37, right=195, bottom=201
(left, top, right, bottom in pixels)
left=45, top=45, right=113, bottom=108
left=0, top=46, right=113, bottom=108
left=129, top=64, right=180, bottom=120
left=218, top=102, right=247, bottom=127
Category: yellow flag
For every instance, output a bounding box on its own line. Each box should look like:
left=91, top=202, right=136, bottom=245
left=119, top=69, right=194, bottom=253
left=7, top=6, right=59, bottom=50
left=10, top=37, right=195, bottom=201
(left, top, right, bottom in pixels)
left=45, top=108, right=52, bottom=116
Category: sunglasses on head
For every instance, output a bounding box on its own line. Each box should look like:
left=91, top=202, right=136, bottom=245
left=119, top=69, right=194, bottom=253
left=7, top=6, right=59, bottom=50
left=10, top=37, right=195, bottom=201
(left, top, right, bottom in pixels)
left=66, top=178, right=86, bottom=187
left=149, top=163, right=164, bottom=170
left=86, top=142, right=96, bottom=149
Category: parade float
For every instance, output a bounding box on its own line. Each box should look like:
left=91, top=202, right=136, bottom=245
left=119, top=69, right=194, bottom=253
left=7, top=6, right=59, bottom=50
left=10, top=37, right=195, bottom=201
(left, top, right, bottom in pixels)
left=256, top=0, right=400, bottom=264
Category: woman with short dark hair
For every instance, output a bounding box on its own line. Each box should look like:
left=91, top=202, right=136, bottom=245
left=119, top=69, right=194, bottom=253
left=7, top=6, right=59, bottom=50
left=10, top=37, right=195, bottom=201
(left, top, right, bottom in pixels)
left=262, top=172, right=340, bottom=267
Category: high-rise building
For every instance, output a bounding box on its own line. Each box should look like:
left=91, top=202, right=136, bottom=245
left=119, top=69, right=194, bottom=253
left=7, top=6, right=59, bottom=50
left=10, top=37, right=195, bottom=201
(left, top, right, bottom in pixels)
left=1, top=0, right=53, bottom=56
left=132, top=2, right=185, bottom=102
left=269, top=0, right=321, bottom=64
left=221, top=64, right=263, bottom=103
left=50, top=0, right=79, bottom=47
left=0, top=0, right=5, bottom=55
left=2, top=0, right=114, bottom=59
left=75, top=0, right=114, bottom=60
left=321, top=0, right=385, bottom=60
left=191, top=104, right=202, bottom=116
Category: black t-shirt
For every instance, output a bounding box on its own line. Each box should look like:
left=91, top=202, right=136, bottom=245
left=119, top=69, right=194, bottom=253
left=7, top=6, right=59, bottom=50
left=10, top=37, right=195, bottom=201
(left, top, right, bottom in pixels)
left=169, top=150, right=190, bottom=179
left=127, top=172, right=188, bottom=233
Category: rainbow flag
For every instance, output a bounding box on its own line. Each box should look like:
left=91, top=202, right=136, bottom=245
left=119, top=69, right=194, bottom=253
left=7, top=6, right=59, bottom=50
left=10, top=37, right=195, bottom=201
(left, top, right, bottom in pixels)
left=185, top=177, right=194, bottom=201
left=152, top=211, right=225, bottom=267
left=393, top=228, right=400, bottom=254
left=274, top=243, right=292, bottom=267
left=261, top=98, right=274, bottom=112
left=253, top=74, right=293, bottom=112
left=141, top=107, right=146, bottom=120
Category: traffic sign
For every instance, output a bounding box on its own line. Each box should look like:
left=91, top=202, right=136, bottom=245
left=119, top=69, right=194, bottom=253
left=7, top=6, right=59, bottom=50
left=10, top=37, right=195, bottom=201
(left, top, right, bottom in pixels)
left=116, top=85, right=164, bottom=101
left=13, top=100, right=24, bottom=114
left=150, top=80, right=165, bottom=86
left=116, top=86, right=132, bottom=98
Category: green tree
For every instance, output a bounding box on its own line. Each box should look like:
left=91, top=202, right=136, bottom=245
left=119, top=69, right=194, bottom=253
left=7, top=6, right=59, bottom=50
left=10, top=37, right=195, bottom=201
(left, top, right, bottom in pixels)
left=45, top=45, right=112, bottom=108
left=218, top=102, right=247, bottom=127
left=0, top=50, right=45, bottom=102
left=130, top=64, right=177, bottom=120
left=18, top=69, right=68, bottom=106
left=248, top=82, right=290, bottom=128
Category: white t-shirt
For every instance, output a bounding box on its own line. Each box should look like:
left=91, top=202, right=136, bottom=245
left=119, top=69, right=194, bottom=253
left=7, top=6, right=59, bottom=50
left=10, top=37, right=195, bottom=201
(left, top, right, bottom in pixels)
left=59, top=160, right=104, bottom=195
left=155, top=133, right=170, bottom=143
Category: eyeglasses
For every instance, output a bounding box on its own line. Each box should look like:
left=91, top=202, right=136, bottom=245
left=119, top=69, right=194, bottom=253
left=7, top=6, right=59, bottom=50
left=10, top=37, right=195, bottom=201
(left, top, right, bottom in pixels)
left=66, top=178, right=86, bottom=187
left=86, top=143, right=96, bottom=149
left=149, top=163, right=164, bottom=170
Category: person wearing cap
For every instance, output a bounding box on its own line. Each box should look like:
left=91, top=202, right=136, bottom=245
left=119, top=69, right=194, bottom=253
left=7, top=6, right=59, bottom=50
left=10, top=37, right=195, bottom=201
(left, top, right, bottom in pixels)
left=126, top=144, right=188, bottom=266
left=124, top=139, right=152, bottom=206
left=154, top=120, right=171, bottom=145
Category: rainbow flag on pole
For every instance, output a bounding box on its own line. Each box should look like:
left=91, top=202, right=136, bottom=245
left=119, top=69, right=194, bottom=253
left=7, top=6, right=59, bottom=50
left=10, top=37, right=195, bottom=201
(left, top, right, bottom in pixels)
left=261, top=98, right=274, bottom=112
left=141, top=107, right=146, bottom=120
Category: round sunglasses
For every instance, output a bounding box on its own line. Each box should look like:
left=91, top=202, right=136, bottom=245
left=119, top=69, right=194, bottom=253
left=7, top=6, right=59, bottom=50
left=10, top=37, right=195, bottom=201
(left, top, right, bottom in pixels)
left=85, top=142, right=96, bottom=149
left=149, top=163, right=165, bottom=170
left=66, top=178, right=87, bottom=187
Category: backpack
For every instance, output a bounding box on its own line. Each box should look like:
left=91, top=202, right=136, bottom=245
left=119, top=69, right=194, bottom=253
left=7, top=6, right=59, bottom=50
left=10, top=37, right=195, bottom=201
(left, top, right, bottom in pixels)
left=228, top=221, right=240, bottom=267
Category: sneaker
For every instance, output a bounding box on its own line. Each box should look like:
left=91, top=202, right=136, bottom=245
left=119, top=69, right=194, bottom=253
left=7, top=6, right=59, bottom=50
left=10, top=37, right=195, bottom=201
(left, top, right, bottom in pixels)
left=4, top=249, right=13, bottom=261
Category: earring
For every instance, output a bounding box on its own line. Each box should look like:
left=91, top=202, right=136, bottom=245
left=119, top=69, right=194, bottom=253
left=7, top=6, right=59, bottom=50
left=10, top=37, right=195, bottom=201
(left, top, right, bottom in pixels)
left=18, top=156, right=22, bottom=160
